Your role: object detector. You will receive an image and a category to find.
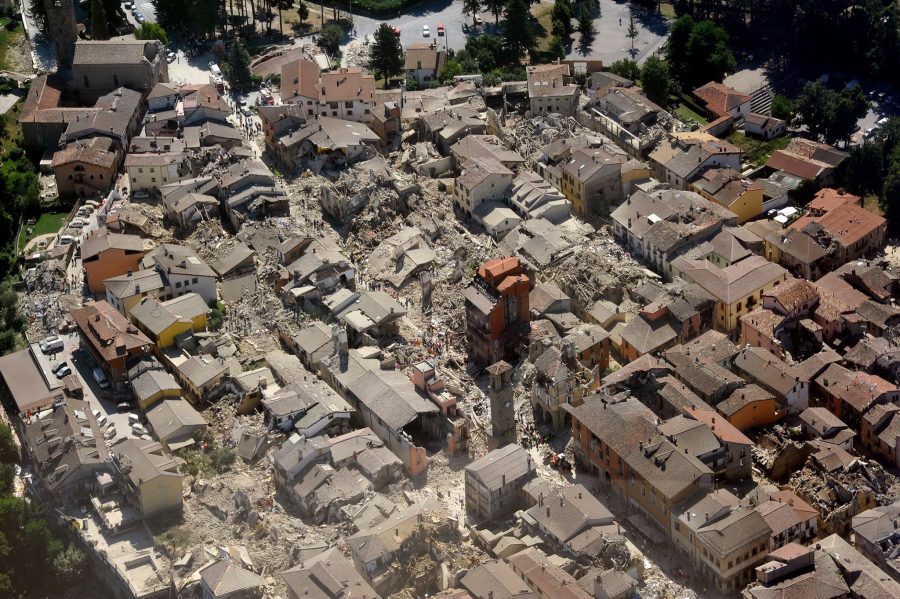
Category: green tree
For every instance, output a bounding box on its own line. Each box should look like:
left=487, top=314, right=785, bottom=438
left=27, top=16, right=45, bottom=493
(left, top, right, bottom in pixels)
left=771, top=94, right=794, bottom=122
left=503, top=0, right=537, bottom=60
left=0, top=423, right=16, bottom=464
left=485, top=0, right=504, bottom=24
left=547, top=35, right=566, bottom=60
left=551, top=0, right=573, bottom=40
left=134, top=22, right=170, bottom=45
left=463, top=0, right=481, bottom=25
left=795, top=81, right=868, bottom=144
left=52, top=545, right=87, bottom=583
left=606, top=58, right=640, bottom=81
left=368, top=23, right=405, bottom=83
left=227, top=38, right=253, bottom=90
left=640, top=56, right=670, bottom=106
left=684, top=20, right=735, bottom=86
left=440, top=59, right=464, bottom=83
left=577, top=0, right=593, bottom=42
left=665, top=15, right=693, bottom=80
left=90, top=0, right=110, bottom=40
left=318, top=22, right=343, bottom=55
left=626, top=11, right=638, bottom=51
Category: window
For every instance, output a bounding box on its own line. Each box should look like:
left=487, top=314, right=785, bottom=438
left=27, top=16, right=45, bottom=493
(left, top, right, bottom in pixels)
left=175, top=281, right=182, bottom=288
left=192, top=277, right=198, bottom=284
left=139, top=168, right=144, bottom=173
left=344, top=101, right=352, bottom=108
left=151, top=178, right=156, bottom=183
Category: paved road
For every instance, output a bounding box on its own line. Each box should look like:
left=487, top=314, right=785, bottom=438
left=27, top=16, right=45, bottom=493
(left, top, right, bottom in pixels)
left=566, top=0, right=669, bottom=65
left=349, top=0, right=466, bottom=52
left=19, top=0, right=55, bottom=71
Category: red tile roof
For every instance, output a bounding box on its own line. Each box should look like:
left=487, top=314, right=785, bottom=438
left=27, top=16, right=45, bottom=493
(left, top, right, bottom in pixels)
left=693, top=82, right=751, bottom=118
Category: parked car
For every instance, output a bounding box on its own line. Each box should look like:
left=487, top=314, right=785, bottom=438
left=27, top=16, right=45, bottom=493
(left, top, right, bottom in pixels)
left=58, top=235, right=78, bottom=246
left=437, top=23, right=445, bottom=36
left=131, top=423, right=148, bottom=436
left=104, top=426, right=117, bottom=440
left=116, top=402, right=133, bottom=413
left=128, top=413, right=141, bottom=426
left=422, top=24, right=430, bottom=37
left=54, top=364, right=71, bottom=378
left=92, top=368, right=110, bottom=389
left=83, top=200, right=100, bottom=209
left=96, top=413, right=108, bottom=428
left=51, top=361, right=68, bottom=375
left=166, top=51, right=176, bottom=63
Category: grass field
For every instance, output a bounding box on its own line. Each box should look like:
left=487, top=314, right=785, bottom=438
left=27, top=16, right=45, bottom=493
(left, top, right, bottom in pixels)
left=727, top=131, right=791, bottom=166
left=0, top=100, right=23, bottom=156
left=532, top=2, right=555, bottom=54
left=20, top=212, right=68, bottom=250
left=0, top=18, right=24, bottom=72
left=674, top=103, right=708, bottom=125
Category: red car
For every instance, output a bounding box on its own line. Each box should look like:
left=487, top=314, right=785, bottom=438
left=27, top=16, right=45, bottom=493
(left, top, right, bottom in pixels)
left=437, top=22, right=445, bottom=36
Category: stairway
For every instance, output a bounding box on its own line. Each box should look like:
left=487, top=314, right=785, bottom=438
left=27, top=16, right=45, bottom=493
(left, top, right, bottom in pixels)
left=750, top=84, right=775, bottom=116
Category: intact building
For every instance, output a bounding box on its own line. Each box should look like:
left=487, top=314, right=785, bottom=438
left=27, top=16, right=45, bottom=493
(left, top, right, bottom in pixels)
left=464, top=444, right=536, bottom=525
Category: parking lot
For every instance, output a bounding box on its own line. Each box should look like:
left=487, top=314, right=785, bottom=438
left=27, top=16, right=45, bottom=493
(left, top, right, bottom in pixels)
left=40, top=332, right=144, bottom=446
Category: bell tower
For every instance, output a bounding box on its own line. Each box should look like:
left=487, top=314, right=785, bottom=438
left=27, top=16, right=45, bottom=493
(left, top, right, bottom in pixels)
left=44, top=0, right=77, bottom=72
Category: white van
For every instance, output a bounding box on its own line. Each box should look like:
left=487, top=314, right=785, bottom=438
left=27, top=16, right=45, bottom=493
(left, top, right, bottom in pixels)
left=58, top=235, right=79, bottom=245
left=40, top=336, right=64, bottom=353
left=92, top=368, right=110, bottom=389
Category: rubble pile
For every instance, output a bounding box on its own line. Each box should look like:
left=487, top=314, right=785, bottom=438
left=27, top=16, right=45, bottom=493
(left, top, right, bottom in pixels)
left=546, top=232, right=653, bottom=307
left=790, top=456, right=894, bottom=535
left=341, top=40, right=370, bottom=69
left=505, top=113, right=592, bottom=167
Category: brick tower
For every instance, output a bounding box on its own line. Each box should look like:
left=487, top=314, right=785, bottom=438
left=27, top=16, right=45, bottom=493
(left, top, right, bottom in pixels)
left=486, top=360, right=516, bottom=450
left=45, top=0, right=77, bottom=71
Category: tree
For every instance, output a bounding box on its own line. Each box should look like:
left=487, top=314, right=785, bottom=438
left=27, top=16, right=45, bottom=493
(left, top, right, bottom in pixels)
left=368, top=23, right=405, bottom=83
left=684, top=20, right=735, bottom=86
left=771, top=94, right=794, bottom=122
left=503, top=0, right=537, bottom=60
left=665, top=16, right=735, bottom=87
left=626, top=11, right=638, bottom=52
left=0, top=423, right=16, bottom=464
left=577, top=0, right=593, bottom=42
left=485, top=0, right=504, bottom=24
left=665, top=15, right=693, bottom=80
left=134, top=22, right=170, bottom=45
left=606, top=58, right=640, bottom=81
left=227, top=38, right=253, bottom=90
left=640, top=56, right=670, bottom=106
left=551, top=0, right=573, bottom=40
left=90, top=0, right=109, bottom=40
left=317, top=22, right=343, bottom=55
left=547, top=35, right=566, bottom=60
left=52, top=546, right=87, bottom=583
left=795, top=80, right=868, bottom=144
left=463, top=0, right=480, bottom=25
left=440, top=59, right=464, bottom=83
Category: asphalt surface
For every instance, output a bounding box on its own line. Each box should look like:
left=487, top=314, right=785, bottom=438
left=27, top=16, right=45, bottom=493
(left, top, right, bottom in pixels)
left=565, top=0, right=668, bottom=64
left=349, top=0, right=466, bottom=51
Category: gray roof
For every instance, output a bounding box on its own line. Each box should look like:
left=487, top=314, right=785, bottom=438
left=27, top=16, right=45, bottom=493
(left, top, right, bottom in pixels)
left=209, top=242, right=255, bottom=277
left=145, top=399, right=206, bottom=442
left=525, top=484, right=614, bottom=543
left=73, top=40, right=159, bottom=65
left=281, top=547, right=380, bottom=599
left=695, top=506, right=771, bottom=557
left=461, top=559, right=536, bottom=599
left=200, top=559, right=264, bottom=598
left=465, top=444, right=535, bottom=491
left=132, top=366, right=181, bottom=403
left=104, top=269, right=164, bottom=299
left=81, top=230, right=144, bottom=261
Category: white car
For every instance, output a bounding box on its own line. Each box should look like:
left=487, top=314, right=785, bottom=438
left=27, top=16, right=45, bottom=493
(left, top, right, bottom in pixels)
left=104, top=426, right=117, bottom=441
left=422, top=25, right=430, bottom=37
left=131, top=423, right=148, bottom=436
left=92, top=367, right=110, bottom=389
